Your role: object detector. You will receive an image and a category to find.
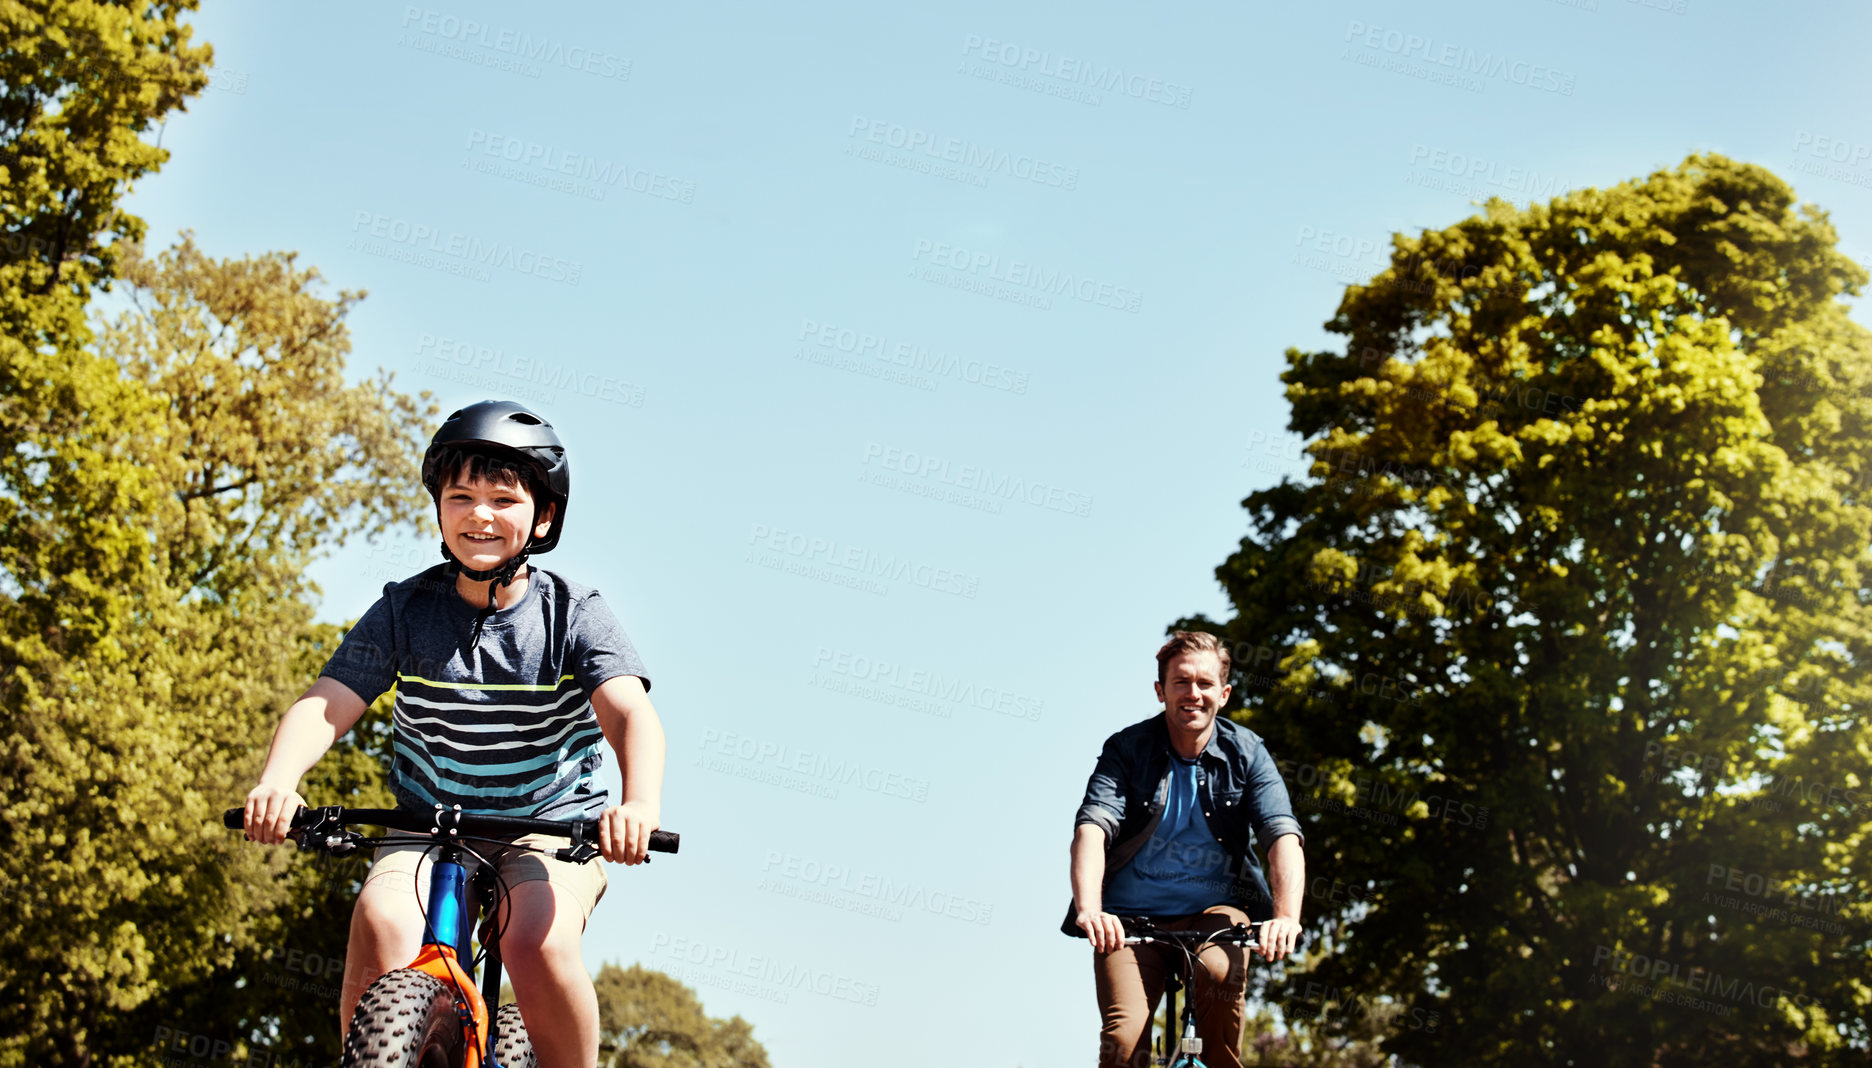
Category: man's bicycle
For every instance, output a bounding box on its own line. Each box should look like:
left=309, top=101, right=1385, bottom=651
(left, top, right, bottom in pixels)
left=1077, top=917, right=1285, bottom=1068
left=222, top=804, right=679, bottom=1068
left=1128, top=919, right=1267, bottom=1068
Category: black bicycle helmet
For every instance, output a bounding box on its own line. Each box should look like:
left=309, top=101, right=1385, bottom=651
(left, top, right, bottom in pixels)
left=420, top=402, right=570, bottom=622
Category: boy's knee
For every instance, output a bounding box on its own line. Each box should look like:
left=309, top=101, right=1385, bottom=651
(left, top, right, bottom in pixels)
left=497, top=880, right=586, bottom=948
left=350, top=888, right=425, bottom=956
left=501, top=925, right=583, bottom=976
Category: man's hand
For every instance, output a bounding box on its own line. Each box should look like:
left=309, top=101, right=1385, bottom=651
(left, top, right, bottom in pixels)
left=1076, top=908, right=1128, bottom=954
left=598, top=800, right=660, bottom=865
left=1257, top=916, right=1303, bottom=960
left=243, top=782, right=307, bottom=846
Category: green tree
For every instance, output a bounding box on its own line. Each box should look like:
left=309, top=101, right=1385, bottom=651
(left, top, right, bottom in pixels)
left=593, top=963, right=771, bottom=1068
left=1, top=0, right=210, bottom=341
left=1239, top=999, right=1391, bottom=1067
left=2, top=5, right=211, bottom=1064
left=129, top=663, right=395, bottom=1068
left=1, top=2, right=212, bottom=651
left=0, top=234, right=430, bottom=1067
left=1182, top=155, right=1871, bottom=1066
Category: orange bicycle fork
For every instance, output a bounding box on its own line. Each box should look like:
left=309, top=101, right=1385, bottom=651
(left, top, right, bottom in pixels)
left=414, top=844, right=497, bottom=1068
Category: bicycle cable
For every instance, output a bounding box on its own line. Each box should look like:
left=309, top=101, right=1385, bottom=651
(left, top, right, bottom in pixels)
left=346, top=820, right=590, bottom=1059
left=456, top=837, right=517, bottom=973
left=406, top=840, right=486, bottom=1059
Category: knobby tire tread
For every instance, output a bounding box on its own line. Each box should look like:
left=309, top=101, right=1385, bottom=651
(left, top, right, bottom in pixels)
left=491, top=1002, right=536, bottom=1068
left=341, top=969, right=466, bottom=1068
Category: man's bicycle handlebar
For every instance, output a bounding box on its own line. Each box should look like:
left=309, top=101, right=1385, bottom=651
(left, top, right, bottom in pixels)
left=1122, top=919, right=1265, bottom=949
left=222, top=805, right=679, bottom=863
left=1069, top=915, right=1307, bottom=956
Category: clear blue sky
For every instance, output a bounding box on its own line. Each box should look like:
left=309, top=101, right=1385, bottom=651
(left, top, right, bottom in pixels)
left=133, top=1, right=1872, bottom=1063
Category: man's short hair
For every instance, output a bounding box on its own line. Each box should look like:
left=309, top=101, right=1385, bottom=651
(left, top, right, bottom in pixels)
left=1156, top=631, right=1232, bottom=685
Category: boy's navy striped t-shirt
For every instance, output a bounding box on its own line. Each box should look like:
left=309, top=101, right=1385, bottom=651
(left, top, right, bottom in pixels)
left=320, top=564, right=650, bottom=821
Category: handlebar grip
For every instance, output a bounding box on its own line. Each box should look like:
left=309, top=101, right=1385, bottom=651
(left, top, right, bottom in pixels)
left=649, top=830, right=679, bottom=854
left=224, top=807, right=313, bottom=831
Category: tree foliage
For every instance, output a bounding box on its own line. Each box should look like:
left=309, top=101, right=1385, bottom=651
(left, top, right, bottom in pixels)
left=1, top=0, right=211, bottom=342
left=1239, top=999, right=1392, bottom=1067
left=593, top=963, right=771, bottom=1068
left=1185, top=155, right=1872, bottom=1065
left=0, top=231, right=430, bottom=1067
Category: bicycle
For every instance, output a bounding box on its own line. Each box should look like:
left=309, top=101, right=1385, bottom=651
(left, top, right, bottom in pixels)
left=1075, top=916, right=1292, bottom=1068
left=223, top=803, right=679, bottom=1068
left=1122, top=918, right=1269, bottom=1068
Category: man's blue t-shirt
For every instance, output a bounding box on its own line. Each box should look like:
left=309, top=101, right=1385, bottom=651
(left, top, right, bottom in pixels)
left=1102, top=754, right=1232, bottom=916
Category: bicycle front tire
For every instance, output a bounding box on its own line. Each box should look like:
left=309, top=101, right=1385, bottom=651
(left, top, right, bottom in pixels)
left=342, top=969, right=466, bottom=1068
left=491, top=1002, right=536, bottom=1068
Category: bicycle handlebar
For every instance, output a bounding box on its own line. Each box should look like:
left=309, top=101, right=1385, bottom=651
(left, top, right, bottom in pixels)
left=223, top=806, right=680, bottom=855
left=1122, top=920, right=1264, bottom=949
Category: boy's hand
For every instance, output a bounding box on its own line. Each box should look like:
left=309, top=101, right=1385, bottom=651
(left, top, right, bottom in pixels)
left=597, top=801, right=660, bottom=865
left=244, top=782, right=307, bottom=845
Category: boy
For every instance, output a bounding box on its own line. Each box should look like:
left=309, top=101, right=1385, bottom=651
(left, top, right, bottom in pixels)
left=242, top=400, right=664, bottom=1068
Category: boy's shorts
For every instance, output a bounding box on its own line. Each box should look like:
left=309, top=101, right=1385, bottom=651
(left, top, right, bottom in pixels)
left=365, top=833, right=607, bottom=925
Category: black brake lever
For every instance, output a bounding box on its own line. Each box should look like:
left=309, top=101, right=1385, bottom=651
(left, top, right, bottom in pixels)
left=293, top=806, right=348, bottom=852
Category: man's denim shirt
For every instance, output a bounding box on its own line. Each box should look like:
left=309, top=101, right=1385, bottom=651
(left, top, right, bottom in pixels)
left=1062, top=713, right=1304, bottom=936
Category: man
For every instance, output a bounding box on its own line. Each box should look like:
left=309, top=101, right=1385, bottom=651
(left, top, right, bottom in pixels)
left=1066, top=631, right=1305, bottom=1068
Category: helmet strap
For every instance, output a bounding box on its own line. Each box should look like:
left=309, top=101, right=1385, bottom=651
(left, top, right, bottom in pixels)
left=439, top=539, right=533, bottom=643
